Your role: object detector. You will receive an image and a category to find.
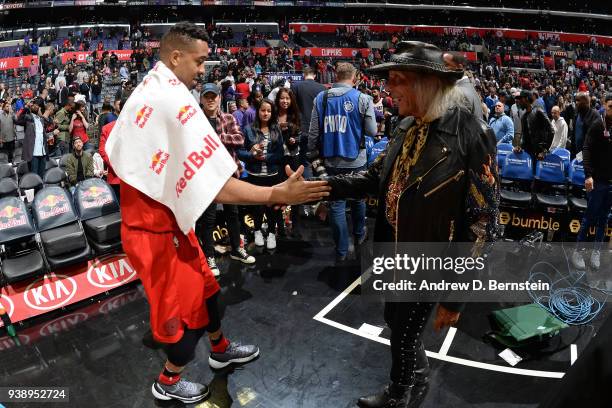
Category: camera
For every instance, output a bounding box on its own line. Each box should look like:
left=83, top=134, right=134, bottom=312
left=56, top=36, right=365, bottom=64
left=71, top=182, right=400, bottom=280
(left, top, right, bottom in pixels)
left=310, top=158, right=328, bottom=178
left=306, top=150, right=328, bottom=178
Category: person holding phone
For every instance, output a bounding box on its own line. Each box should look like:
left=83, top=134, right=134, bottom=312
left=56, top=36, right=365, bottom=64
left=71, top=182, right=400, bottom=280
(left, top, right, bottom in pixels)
left=238, top=99, right=285, bottom=249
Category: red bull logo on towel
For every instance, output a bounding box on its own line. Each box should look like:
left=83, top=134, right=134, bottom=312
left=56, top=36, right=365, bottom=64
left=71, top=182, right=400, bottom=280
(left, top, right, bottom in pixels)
left=150, top=149, right=170, bottom=175
left=176, top=105, right=197, bottom=125
left=134, top=105, right=153, bottom=129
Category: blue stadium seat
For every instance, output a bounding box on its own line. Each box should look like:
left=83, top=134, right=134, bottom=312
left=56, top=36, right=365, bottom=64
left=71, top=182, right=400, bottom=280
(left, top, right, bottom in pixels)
left=369, top=138, right=388, bottom=164
left=534, top=154, right=567, bottom=208
left=551, top=148, right=570, bottom=175
left=502, top=151, right=533, bottom=182
left=496, top=143, right=513, bottom=173
left=568, top=159, right=587, bottom=212
left=499, top=152, right=534, bottom=208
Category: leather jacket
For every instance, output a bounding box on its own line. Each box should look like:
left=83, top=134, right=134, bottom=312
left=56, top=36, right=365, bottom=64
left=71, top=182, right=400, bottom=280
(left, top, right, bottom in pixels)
left=325, top=107, right=500, bottom=311
left=327, top=106, right=499, bottom=244
left=520, top=105, right=554, bottom=156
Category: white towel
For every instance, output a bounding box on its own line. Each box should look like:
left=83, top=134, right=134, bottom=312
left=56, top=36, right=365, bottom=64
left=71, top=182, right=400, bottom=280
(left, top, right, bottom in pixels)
left=106, top=61, right=237, bottom=234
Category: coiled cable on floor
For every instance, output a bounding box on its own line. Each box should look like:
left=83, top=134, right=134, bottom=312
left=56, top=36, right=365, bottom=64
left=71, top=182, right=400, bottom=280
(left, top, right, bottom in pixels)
left=526, top=255, right=607, bottom=326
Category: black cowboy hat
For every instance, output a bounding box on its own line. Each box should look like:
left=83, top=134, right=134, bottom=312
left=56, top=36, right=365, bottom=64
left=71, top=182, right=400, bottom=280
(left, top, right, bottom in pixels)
left=368, top=41, right=463, bottom=81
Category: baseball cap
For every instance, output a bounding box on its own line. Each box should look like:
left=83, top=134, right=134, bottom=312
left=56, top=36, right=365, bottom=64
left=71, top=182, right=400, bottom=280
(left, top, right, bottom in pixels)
left=202, top=83, right=220, bottom=96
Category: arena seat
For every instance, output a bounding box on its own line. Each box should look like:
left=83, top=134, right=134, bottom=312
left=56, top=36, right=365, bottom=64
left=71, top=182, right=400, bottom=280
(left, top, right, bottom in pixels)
left=43, top=167, right=68, bottom=188
left=568, top=159, right=587, bottom=212
left=551, top=148, right=571, bottom=176
left=0, top=163, right=16, bottom=181
left=16, top=161, right=29, bottom=177
left=59, top=153, right=71, bottom=169
left=0, top=196, right=45, bottom=286
left=534, top=154, right=568, bottom=209
left=0, top=178, right=19, bottom=199
left=369, top=138, right=389, bottom=164
left=496, top=143, right=513, bottom=174
left=45, top=159, right=59, bottom=171
left=73, top=178, right=122, bottom=255
left=500, top=151, right=533, bottom=208
left=18, top=173, right=44, bottom=202
left=32, top=186, right=91, bottom=270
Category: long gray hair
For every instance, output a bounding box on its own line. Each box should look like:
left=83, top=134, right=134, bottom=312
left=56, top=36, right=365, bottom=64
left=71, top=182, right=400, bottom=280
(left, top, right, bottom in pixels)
left=410, top=73, right=465, bottom=122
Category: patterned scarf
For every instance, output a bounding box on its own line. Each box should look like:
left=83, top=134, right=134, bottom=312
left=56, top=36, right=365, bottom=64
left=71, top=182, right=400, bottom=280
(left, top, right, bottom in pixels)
left=385, top=121, right=430, bottom=237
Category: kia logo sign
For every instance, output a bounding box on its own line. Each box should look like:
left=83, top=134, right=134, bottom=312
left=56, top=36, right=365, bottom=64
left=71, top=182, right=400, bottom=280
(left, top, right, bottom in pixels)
left=0, top=294, right=15, bottom=318
left=39, top=312, right=88, bottom=337
left=0, top=334, right=30, bottom=350
left=87, top=256, right=137, bottom=289
left=23, top=274, right=78, bottom=311
left=99, top=290, right=142, bottom=314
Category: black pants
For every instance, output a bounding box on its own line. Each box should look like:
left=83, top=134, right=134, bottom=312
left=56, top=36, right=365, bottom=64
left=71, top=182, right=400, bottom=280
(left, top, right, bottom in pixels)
left=384, top=301, right=435, bottom=386
left=165, top=292, right=222, bottom=367
left=196, top=203, right=241, bottom=257
left=110, top=184, right=120, bottom=202
left=248, top=174, right=282, bottom=234
left=29, top=156, right=47, bottom=180
left=0, top=140, right=15, bottom=163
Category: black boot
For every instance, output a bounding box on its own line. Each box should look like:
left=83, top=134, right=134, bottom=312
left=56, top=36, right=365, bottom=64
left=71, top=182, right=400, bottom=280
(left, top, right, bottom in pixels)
left=410, top=343, right=430, bottom=408
left=357, top=383, right=412, bottom=408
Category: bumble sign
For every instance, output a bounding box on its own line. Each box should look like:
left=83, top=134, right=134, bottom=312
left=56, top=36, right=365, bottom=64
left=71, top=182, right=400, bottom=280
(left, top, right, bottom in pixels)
left=500, top=213, right=561, bottom=231
left=568, top=219, right=612, bottom=237
left=499, top=211, right=612, bottom=239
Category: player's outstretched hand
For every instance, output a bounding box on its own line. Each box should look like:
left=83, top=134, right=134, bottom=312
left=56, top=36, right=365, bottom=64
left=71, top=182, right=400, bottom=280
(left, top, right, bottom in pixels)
left=271, top=165, right=331, bottom=206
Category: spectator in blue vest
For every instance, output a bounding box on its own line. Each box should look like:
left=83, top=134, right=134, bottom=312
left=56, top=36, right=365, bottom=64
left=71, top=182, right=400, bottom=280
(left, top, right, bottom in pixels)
left=307, top=62, right=377, bottom=262
left=488, top=102, right=514, bottom=144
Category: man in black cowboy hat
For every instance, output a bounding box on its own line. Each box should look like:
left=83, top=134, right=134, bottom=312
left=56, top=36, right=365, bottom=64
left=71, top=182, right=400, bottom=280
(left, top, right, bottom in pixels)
left=320, top=42, right=500, bottom=407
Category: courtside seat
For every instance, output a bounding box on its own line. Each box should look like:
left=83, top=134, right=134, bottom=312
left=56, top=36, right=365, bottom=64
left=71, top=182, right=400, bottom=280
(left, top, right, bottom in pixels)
left=496, top=143, right=513, bottom=173
left=74, top=179, right=122, bottom=255
left=32, top=186, right=91, bottom=270
left=0, top=196, right=45, bottom=285
left=0, top=178, right=19, bottom=199
left=568, top=159, right=587, bottom=214
left=534, top=154, right=568, bottom=209
left=43, top=167, right=68, bottom=187
left=0, top=163, right=16, bottom=181
left=500, top=152, right=534, bottom=208
left=500, top=189, right=533, bottom=204
left=551, top=148, right=571, bottom=176
left=18, top=173, right=44, bottom=201
left=16, top=161, right=29, bottom=177
left=569, top=196, right=587, bottom=211
left=536, top=194, right=568, bottom=207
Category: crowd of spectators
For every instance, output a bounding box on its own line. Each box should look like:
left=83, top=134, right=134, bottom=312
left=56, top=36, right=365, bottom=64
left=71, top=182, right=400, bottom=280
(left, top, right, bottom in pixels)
left=0, top=19, right=609, bottom=204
